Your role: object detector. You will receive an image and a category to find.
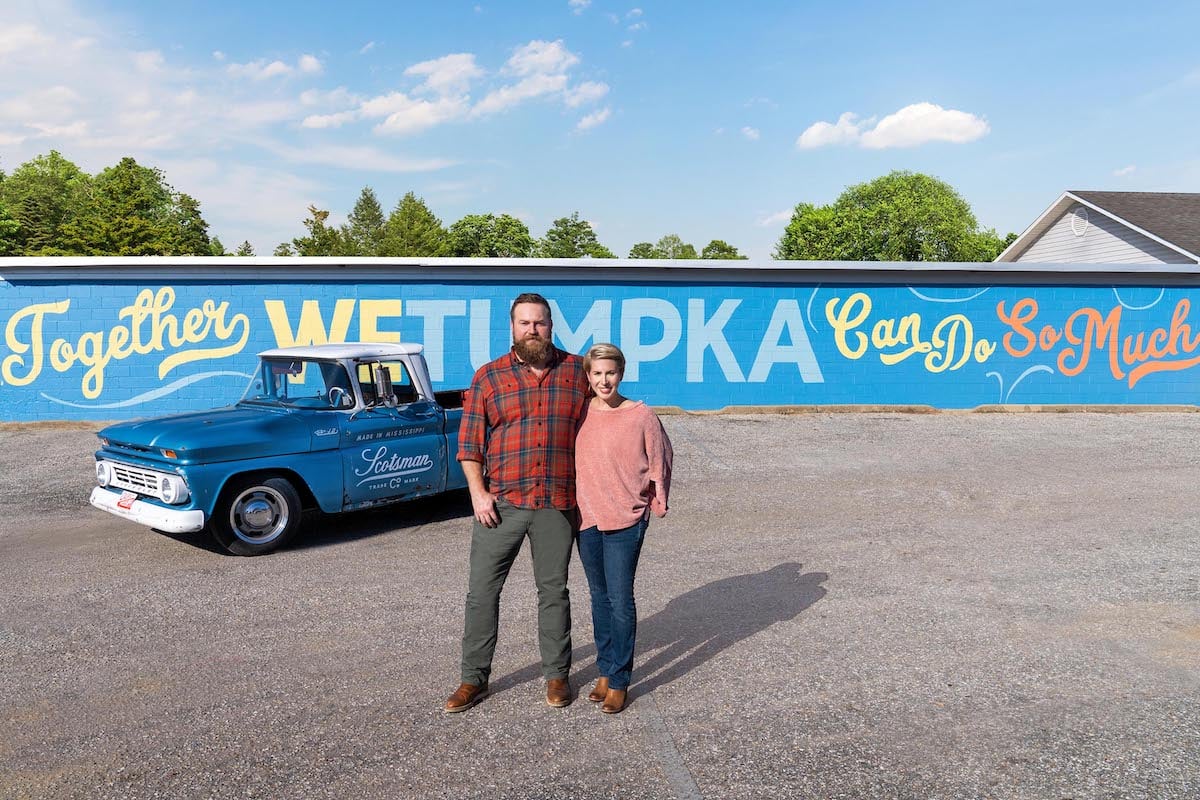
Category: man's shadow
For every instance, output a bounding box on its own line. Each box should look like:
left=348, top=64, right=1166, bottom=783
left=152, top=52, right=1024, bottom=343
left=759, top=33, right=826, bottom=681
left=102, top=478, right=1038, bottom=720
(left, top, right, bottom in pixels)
left=489, top=562, right=828, bottom=698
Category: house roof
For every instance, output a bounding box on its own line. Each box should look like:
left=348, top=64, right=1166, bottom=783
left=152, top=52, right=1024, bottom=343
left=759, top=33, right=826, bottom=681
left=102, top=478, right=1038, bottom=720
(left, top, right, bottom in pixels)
left=995, top=191, right=1200, bottom=263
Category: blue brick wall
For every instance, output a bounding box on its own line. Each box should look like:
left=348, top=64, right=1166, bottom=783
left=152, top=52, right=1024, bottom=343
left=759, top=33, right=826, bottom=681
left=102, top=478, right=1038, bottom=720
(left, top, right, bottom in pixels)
left=3, top=268, right=1199, bottom=421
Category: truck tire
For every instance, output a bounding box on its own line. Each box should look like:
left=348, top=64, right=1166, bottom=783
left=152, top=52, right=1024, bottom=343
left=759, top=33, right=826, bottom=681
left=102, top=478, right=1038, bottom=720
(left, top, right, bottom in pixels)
left=210, top=476, right=302, bottom=556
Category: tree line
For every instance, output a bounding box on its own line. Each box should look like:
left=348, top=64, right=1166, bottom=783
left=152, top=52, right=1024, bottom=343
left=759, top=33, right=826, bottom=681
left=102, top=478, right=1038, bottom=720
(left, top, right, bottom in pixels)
left=278, top=187, right=750, bottom=260
left=1, top=150, right=1012, bottom=261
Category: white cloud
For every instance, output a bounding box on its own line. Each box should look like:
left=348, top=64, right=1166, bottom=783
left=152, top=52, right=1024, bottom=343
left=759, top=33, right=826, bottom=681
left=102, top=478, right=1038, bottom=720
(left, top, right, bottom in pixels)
left=797, top=103, right=988, bottom=150
left=263, top=142, right=457, bottom=173
left=741, top=126, right=760, bottom=141
left=212, top=50, right=225, bottom=61
left=796, top=111, right=863, bottom=149
left=359, top=41, right=376, bottom=55
left=368, top=93, right=471, bottom=135
left=569, top=0, right=591, bottom=13
left=756, top=209, right=793, bottom=227
left=565, top=80, right=609, bottom=107
left=1113, top=164, right=1136, bottom=176
left=227, top=55, right=321, bottom=80
left=405, top=53, right=484, bottom=96
left=577, top=107, right=610, bottom=130
left=621, top=40, right=633, bottom=48
left=473, top=73, right=568, bottom=116
left=28, top=120, right=90, bottom=139
left=0, top=24, right=50, bottom=55
left=227, top=59, right=288, bottom=79
left=301, top=110, right=358, bottom=129
left=627, top=8, right=643, bottom=17
left=298, top=54, right=323, bottom=75
left=859, top=102, right=988, bottom=148
left=134, top=50, right=164, bottom=72
left=505, top=39, right=579, bottom=77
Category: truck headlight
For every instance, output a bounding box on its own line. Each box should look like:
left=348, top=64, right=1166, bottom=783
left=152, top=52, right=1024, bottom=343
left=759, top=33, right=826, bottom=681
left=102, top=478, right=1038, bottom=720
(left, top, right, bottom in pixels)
left=96, top=461, right=112, bottom=487
left=159, top=475, right=190, bottom=505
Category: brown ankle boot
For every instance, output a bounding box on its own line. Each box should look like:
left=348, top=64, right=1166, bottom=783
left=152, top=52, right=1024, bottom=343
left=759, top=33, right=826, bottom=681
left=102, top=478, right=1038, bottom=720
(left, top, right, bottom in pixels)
left=587, top=677, right=609, bottom=703
left=444, top=682, right=488, bottom=713
left=601, top=688, right=627, bottom=714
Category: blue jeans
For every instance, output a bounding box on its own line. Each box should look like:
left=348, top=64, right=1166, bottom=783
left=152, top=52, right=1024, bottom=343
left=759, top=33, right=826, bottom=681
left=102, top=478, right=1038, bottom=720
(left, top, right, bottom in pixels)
left=576, top=517, right=648, bottom=691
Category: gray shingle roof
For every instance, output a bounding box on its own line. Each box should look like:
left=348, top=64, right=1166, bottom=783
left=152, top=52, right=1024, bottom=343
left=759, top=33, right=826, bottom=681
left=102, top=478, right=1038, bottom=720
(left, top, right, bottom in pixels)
left=1071, top=191, right=1200, bottom=258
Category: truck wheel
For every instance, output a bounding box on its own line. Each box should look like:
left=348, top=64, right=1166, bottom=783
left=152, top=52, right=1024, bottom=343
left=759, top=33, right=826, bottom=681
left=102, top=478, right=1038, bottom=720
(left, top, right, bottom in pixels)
left=210, top=476, right=302, bottom=556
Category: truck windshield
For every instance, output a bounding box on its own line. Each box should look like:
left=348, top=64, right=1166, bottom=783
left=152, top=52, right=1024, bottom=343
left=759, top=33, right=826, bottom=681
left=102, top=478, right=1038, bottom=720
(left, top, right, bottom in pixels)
left=240, top=358, right=354, bottom=410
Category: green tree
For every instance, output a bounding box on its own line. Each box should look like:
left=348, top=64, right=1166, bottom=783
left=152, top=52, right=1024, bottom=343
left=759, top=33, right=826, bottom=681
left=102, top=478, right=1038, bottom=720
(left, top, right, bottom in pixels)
left=343, top=186, right=386, bottom=256
left=447, top=213, right=534, bottom=257
left=655, top=234, right=697, bottom=259
left=61, top=157, right=178, bottom=255
left=235, top=240, right=255, bottom=256
left=0, top=200, right=20, bottom=255
left=774, top=170, right=1012, bottom=262
left=628, top=242, right=659, bottom=258
left=0, top=151, right=91, bottom=254
left=534, top=212, right=615, bottom=258
left=290, top=205, right=345, bottom=256
left=172, top=193, right=212, bottom=255
left=701, top=239, right=747, bottom=259
left=274, top=242, right=295, bottom=256
left=381, top=192, right=448, bottom=256
left=209, top=236, right=227, bottom=256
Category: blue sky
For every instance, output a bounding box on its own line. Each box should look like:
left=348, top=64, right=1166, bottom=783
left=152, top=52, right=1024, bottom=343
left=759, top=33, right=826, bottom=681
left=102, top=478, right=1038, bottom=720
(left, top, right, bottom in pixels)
left=2, top=0, right=1199, bottom=259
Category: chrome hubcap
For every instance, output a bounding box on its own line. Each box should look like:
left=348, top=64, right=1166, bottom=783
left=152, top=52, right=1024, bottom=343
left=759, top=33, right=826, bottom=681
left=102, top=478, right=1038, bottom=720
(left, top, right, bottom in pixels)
left=230, top=486, right=289, bottom=544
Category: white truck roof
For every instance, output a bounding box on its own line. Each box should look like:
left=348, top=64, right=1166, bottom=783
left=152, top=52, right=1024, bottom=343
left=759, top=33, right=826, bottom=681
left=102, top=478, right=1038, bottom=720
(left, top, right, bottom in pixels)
left=257, top=342, right=425, bottom=360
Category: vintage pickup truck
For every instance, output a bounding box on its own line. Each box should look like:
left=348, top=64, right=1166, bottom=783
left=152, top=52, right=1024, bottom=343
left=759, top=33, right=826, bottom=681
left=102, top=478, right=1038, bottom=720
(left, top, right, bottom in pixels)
left=89, top=343, right=468, bottom=555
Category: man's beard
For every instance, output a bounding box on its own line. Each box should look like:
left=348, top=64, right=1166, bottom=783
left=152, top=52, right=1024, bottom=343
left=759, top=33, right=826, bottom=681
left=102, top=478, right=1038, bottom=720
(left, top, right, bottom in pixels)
left=513, top=334, right=553, bottom=365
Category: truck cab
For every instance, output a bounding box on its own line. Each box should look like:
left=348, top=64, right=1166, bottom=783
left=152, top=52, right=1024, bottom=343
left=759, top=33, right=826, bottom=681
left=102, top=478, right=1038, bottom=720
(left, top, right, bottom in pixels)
left=89, top=343, right=467, bottom=555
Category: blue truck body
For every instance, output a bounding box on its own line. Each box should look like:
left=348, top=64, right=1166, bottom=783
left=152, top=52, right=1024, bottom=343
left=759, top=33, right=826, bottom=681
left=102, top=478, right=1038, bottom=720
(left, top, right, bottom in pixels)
left=88, top=343, right=468, bottom=555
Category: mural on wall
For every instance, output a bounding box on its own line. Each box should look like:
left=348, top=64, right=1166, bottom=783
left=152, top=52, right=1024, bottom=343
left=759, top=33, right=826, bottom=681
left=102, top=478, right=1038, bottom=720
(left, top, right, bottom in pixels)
left=1, top=277, right=1196, bottom=421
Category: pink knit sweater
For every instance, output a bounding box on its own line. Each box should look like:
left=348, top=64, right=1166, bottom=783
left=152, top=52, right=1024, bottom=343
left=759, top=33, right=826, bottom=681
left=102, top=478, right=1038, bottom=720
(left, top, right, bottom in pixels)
left=575, top=400, right=673, bottom=531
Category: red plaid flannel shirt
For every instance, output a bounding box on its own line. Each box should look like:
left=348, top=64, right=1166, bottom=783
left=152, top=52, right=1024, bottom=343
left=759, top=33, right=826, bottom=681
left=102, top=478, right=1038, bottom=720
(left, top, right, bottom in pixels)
left=457, top=347, right=587, bottom=510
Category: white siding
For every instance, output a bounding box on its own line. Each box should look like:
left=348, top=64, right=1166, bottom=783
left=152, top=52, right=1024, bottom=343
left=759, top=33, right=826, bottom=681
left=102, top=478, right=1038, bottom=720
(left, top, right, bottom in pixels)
left=1015, top=204, right=1192, bottom=263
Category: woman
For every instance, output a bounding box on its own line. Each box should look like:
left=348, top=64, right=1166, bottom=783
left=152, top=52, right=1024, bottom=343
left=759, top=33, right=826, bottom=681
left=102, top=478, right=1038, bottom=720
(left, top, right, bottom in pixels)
left=575, top=343, right=673, bottom=714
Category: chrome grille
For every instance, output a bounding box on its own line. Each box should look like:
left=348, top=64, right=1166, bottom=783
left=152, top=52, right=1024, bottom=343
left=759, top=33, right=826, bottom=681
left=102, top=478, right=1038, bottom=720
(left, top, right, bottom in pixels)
left=106, top=461, right=166, bottom=500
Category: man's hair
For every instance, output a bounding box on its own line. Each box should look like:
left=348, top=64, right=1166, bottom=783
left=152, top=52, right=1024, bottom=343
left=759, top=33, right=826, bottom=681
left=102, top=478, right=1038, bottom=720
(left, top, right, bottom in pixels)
left=510, top=292, right=552, bottom=321
left=583, top=342, right=625, bottom=375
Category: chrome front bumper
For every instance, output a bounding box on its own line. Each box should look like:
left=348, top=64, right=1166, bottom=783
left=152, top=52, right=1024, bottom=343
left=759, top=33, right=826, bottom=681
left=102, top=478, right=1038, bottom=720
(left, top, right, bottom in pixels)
left=89, top=487, right=206, bottom=534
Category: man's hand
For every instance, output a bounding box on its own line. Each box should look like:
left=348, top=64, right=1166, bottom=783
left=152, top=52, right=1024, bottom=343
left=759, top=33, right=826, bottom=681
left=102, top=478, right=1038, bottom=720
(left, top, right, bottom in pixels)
left=462, top=460, right=500, bottom=528
left=470, top=488, right=500, bottom=528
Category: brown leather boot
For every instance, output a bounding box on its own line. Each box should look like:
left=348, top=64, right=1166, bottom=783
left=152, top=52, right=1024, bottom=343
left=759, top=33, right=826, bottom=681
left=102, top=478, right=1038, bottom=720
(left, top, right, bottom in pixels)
left=587, top=677, right=609, bottom=703
left=444, top=682, right=488, bottom=713
left=601, top=688, right=627, bottom=714
left=546, top=677, right=572, bottom=707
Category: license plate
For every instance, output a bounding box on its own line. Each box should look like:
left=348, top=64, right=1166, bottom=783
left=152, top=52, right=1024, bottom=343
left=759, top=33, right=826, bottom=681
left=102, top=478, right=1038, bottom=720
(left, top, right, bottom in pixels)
left=117, top=491, right=137, bottom=510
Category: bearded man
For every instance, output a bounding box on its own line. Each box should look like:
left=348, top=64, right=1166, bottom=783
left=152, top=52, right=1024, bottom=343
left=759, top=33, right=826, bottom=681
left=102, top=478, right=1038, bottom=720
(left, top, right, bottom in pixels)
left=444, top=292, right=589, bottom=712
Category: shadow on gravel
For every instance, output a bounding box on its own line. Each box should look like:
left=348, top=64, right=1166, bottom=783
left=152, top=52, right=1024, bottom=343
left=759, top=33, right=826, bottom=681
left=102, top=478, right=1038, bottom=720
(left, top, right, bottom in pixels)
left=295, top=488, right=473, bottom=551
left=153, top=489, right=473, bottom=555
left=490, top=562, right=829, bottom=700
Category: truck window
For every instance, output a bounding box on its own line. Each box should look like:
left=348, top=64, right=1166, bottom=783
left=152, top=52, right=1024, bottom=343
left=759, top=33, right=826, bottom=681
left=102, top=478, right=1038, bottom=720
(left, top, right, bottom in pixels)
left=243, top=359, right=353, bottom=409
left=357, top=361, right=418, bottom=406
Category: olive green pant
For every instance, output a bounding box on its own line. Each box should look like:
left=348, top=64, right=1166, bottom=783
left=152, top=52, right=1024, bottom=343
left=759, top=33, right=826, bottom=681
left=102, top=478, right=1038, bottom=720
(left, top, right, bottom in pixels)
left=460, top=499, right=575, bottom=685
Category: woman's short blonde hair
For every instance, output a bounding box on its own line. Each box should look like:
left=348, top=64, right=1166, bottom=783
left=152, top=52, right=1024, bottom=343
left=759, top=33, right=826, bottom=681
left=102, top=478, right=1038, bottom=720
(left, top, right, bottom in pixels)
left=583, top=342, right=625, bottom=375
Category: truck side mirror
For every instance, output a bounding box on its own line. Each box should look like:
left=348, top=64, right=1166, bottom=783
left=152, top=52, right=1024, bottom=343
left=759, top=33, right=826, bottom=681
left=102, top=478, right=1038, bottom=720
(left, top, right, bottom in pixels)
left=373, top=366, right=396, bottom=407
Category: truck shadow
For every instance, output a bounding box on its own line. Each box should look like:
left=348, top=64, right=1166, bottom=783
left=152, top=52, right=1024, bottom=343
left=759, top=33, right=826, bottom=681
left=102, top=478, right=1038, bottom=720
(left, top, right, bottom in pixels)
left=488, top=562, right=829, bottom=702
left=153, top=489, right=474, bottom=555
left=295, top=488, right=474, bottom=550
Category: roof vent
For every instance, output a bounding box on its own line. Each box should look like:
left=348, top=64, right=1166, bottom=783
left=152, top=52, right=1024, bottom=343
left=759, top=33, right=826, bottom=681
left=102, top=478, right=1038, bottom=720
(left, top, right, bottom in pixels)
left=1070, top=206, right=1089, bottom=237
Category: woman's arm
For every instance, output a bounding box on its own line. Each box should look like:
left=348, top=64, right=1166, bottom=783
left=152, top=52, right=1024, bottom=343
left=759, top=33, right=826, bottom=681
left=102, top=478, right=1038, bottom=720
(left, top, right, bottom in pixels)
left=645, top=412, right=673, bottom=517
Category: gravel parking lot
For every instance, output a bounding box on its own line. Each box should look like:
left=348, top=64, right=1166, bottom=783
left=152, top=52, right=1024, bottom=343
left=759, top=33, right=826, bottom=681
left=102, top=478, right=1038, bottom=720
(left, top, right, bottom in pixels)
left=1, top=412, right=1198, bottom=800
